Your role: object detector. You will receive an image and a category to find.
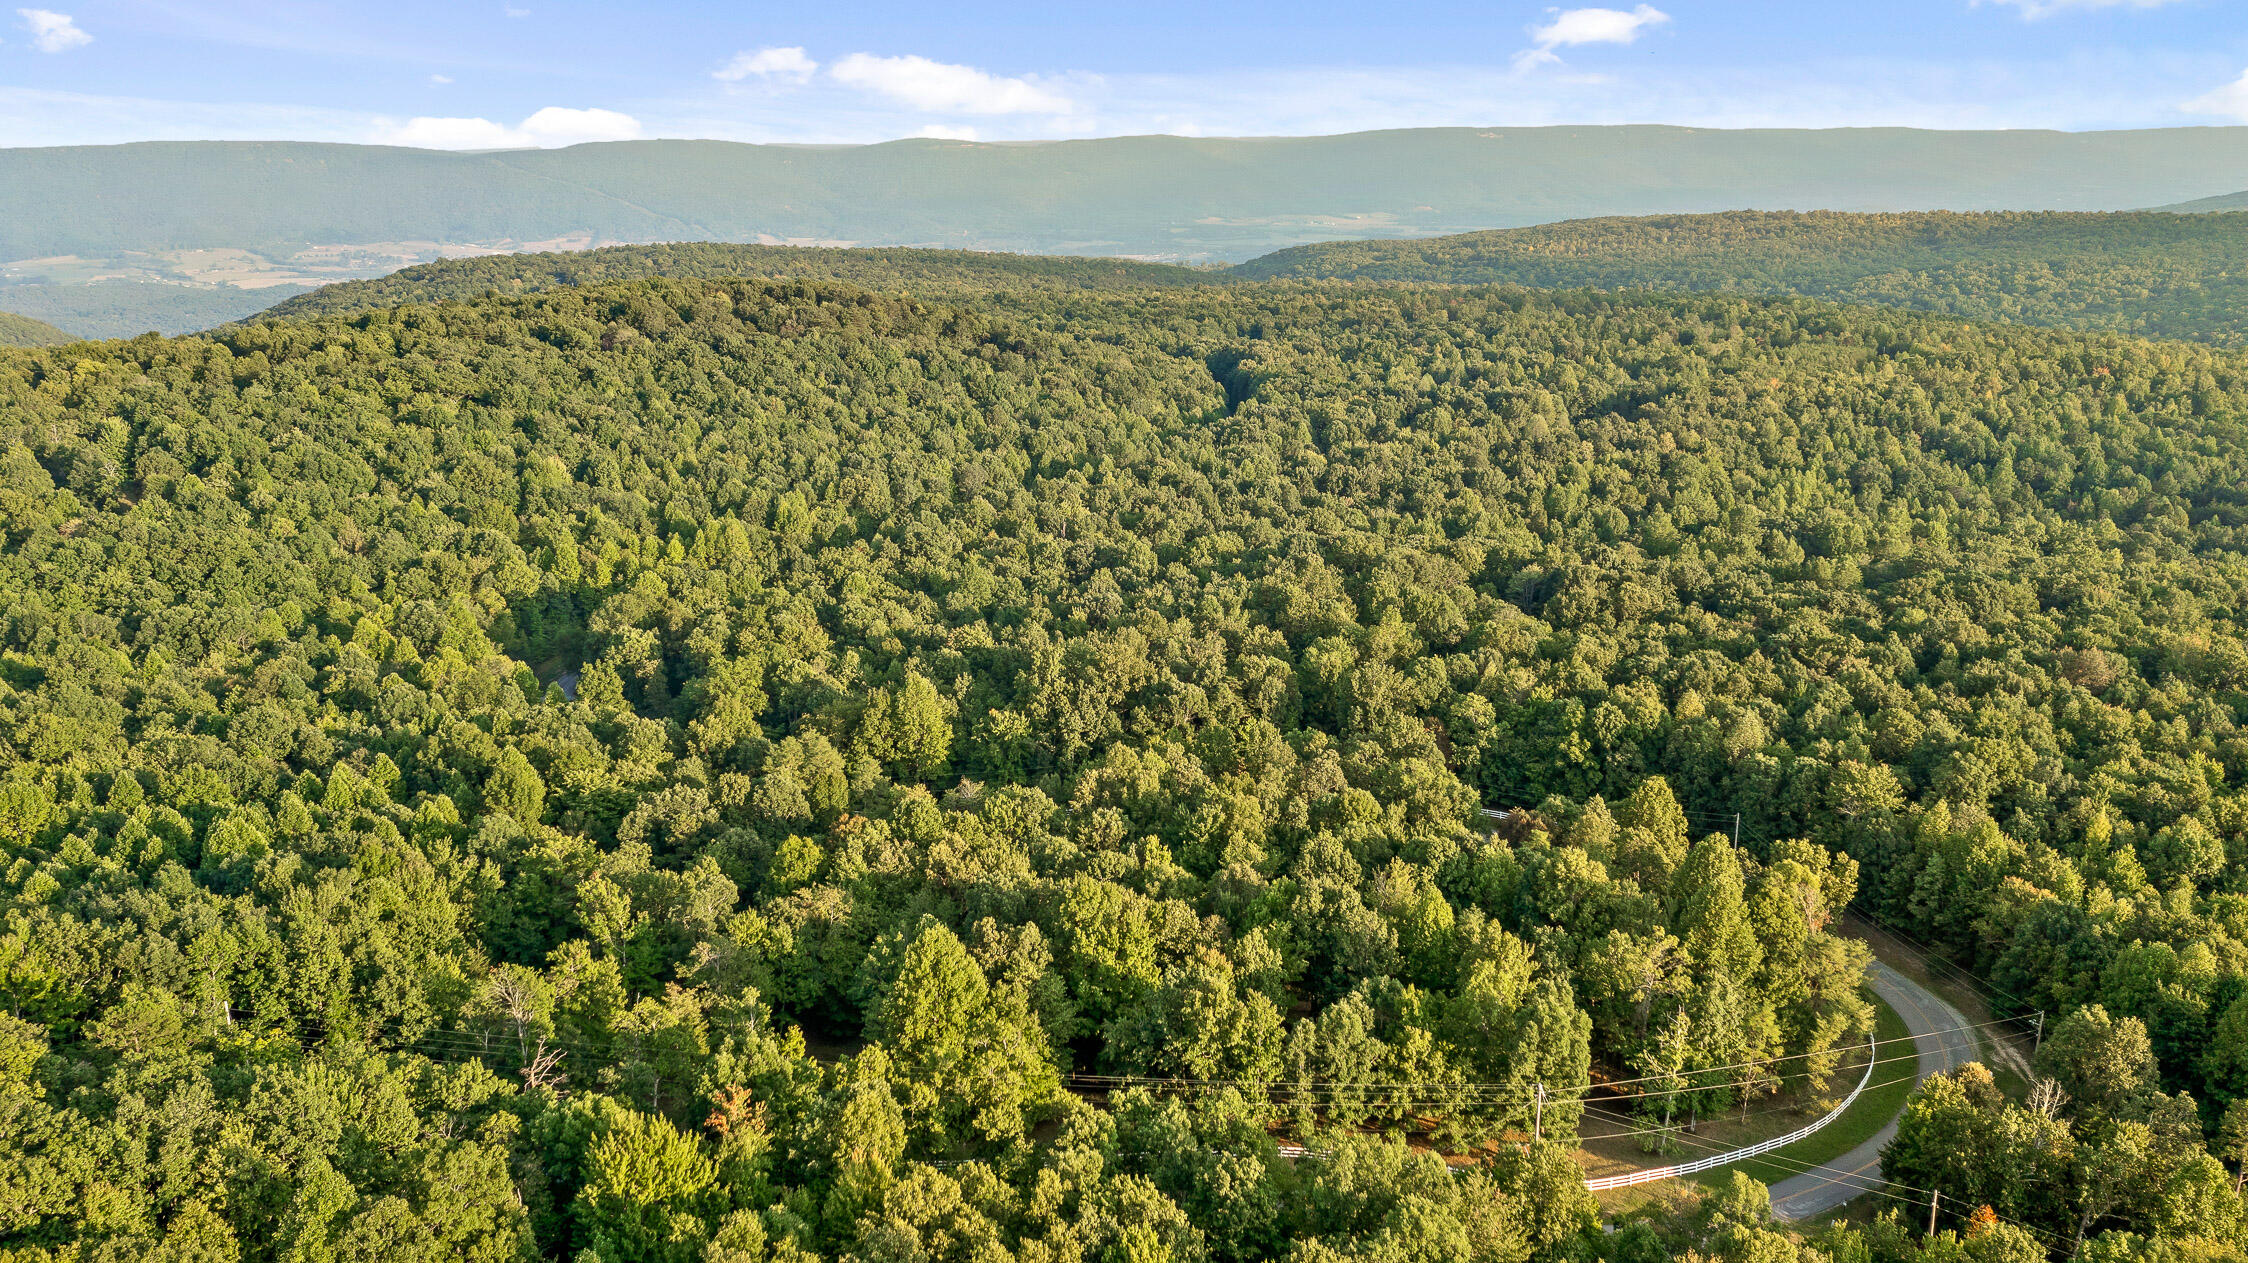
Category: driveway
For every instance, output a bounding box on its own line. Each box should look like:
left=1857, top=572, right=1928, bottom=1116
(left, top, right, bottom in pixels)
left=1767, top=958, right=1977, bottom=1221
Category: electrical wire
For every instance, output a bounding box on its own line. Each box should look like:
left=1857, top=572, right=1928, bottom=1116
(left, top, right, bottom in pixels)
left=1467, top=782, right=2047, bottom=1046
left=222, top=950, right=2068, bottom=1241
left=1568, top=1068, right=1928, bottom=1143
left=1615, top=1104, right=2073, bottom=1248
left=1060, top=1013, right=2016, bottom=1099
left=1707, top=1143, right=2072, bottom=1247
left=240, top=1001, right=1983, bottom=1125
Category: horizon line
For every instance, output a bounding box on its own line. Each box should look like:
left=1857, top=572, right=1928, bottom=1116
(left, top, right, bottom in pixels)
left=7, top=119, right=2248, bottom=154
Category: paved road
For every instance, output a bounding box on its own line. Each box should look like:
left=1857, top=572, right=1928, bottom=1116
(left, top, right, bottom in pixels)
left=1767, top=959, right=1976, bottom=1222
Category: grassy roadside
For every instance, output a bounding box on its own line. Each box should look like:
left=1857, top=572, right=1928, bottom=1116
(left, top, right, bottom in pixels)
left=1590, top=988, right=1912, bottom=1216
left=1707, top=988, right=1914, bottom=1188
left=1841, top=919, right=2035, bottom=1100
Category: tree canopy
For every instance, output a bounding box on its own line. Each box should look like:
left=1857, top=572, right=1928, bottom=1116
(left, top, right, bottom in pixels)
left=1233, top=210, right=2248, bottom=346
left=4, top=265, right=2248, bottom=1260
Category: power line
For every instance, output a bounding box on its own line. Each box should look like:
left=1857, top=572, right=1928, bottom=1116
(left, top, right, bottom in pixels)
left=230, top=981, right=2066, bottom=1242
left=226, top=1007, right=667, bottom=1080
left=1570, top=1069, right=1929, bottom=1144
left=1712, top=1142, right=2072, bottom=1248
left=1467, top=783, right=2044, bottom=1046
left=1849, top=908, right=2028, bottom=1007
left=242, top=999, right=1997, bottom=1120
left=248, top=1005, right=1950, bottom=1141
left=1735, top=1132, right=2069, bottom=1244
left=1624, top=1105, right=2073, bottom=1248
left=1061, top=1013, right=2015, bottom=1100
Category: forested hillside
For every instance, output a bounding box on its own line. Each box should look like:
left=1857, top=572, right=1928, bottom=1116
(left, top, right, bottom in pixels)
left=4, top=275, right=2248, bottom=1261
left=1233, top=210, right=2248, bottom=344
left=0, top=310, right=72, bottom=348
left=260, top=243, right=1211, bottom=321
left=254, top=212, right=2248, bottom=352
left=2158, top=191, right=2248, bottom=214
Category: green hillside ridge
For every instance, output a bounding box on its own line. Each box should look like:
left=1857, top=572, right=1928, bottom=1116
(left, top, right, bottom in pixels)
left=0, top=309, right=72, bottom=347
left=255, top=209, right=2248, bottom=345
left=1231, top=209, right=2248, bottom=343
left=8, top=126, right=2248, bottom=267
left=2158, top=189, right=2248, bottom=213
left=258, top=242, right=1212, bottom=321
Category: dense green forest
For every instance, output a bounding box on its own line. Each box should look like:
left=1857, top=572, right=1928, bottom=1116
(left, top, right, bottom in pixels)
left=1233, top=211, right=2248, bottom=345
left=252, top=212, right=2248, bottom=353
left=5, top=270, right=2248, bottom=1262
left=0, top=311, right=72, bottom=349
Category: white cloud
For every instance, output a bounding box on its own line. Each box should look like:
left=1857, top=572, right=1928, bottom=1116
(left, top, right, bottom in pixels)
left=829, top=53, right=1072, bottom=115
left=715, top=46, right=818, bottom=84
left=430, top=74, right=454, bottom=85
left=2183, top=68, right=2248, bottom=122
left=1978, top=0, right=2188, bottom=17
left=1515, top=5, right=1668, bottom=72
left=18, top=9, right=90, bottom=53
left=517, top=106, right=641, bottom=144
left=385, top=116, right=517, bottom=148
left=913, top=123, right=979, bottom=140
left=379, top=106, right=643, bottom=150
left=1, top=45, right=2238, bottom=151
left=503, top=6, right=530, bottom=16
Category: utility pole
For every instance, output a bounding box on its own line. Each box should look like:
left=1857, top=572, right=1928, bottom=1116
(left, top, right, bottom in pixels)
left=1534, top=1082, right=1545, bottom=1143
left=1927, top=1188, right=1940, bottom=1237
left=2032, top=1011, right=2045, bottom=1057
left=1732, top=813, right=1742, bottom=848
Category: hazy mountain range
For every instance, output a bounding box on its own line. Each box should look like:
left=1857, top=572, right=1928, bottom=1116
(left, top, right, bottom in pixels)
left=4, top=125, right=2245, bottom=339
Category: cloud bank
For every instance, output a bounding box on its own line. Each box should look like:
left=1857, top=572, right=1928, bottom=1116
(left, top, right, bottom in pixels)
left=715, top=47, right=818, bottom=85
left=380, top=106, right=644, bottom=150
left=4, top=45, right=2241, bottom=149
left=2183, top=68, right=2248, bottom=123
left=829, top=53, right=1071, bottom=115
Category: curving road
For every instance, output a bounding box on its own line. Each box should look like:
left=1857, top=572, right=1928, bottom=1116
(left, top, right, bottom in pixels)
left=1766, top=959, right=1976, bottom=1222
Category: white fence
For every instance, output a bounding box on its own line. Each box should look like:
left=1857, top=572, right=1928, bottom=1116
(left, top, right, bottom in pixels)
left=1582, top=1041, right=1878, bottom=1192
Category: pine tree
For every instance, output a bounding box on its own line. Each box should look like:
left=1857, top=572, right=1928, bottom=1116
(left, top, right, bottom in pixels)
left=870, top=918, right=1058, bottom=1150
left=485, top=747, right=547, bottom=822
left=576, top=1110, right=721, bottom=1263
left=1672, top=834, right=1763, bottom=981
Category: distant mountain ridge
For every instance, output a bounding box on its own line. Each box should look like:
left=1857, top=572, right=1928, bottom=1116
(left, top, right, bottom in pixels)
left=7, top=127, right=2247, bottom=267
left=8, top=126, right=2244, bottom=339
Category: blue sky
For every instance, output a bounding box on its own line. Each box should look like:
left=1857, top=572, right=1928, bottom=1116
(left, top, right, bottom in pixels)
left=1, top=0, right=2245, bottom=147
